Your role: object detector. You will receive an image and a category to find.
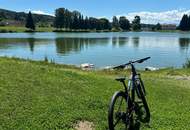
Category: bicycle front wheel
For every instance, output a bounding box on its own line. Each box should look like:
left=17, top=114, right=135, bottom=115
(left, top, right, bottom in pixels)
left=136, top=83, right=150, bottom=123
left=108, top=91, right=133, bottom=130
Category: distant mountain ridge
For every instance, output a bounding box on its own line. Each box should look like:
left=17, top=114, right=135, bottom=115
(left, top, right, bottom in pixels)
left=0, top=8, right=54, bottom=26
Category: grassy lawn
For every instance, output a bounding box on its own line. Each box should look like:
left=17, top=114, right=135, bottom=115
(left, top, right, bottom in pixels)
left=0, top=58, right=190, bottom=129
left=0, top=26, right=185, bottom=33
left=0, top=26, right=54, bottom=32
left=0, top=26, right=112, bottom=33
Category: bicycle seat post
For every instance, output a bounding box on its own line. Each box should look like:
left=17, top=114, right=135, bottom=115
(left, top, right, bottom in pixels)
left=121, top=80, right=127, bottom=92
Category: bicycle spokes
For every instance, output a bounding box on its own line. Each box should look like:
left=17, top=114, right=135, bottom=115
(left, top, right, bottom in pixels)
left=109, top=92, right=131, bottom=130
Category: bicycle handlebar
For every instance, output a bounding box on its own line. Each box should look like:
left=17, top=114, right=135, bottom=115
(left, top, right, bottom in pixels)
left=113, top=57, right=151, bottom=69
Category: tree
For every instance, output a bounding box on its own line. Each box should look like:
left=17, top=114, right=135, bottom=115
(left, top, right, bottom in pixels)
left=112, top=16, right=120, bottom=30
left=54, top=8, right=66, bottom=29
left=78, top=14, right=84, bottom=29
left=132, top=16, right=141, bottom=31
left=64, top=9, right=72, bottom=29
left=84, top=16, right=89, bottom=29
left=25, top=11, right=35, bottom=30
left=71, top=11, right=81, bottom=29
left=187, top=15, right=190, bottom=31
left=155, top=23, right=162, bottom=30
left=119, top=16, right=130, bottom=31
left=99, top=18, right=111, bottom=30
left=0, top=12, right=6, bottom=19
left=179, top=14, right=189, bottom=31
left=88, top=17, right=97, bottom=30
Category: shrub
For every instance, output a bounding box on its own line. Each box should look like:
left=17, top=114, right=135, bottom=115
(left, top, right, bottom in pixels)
left=44, top=56, right=48, bottom=62
left=183, top=59, right=190, bottom=68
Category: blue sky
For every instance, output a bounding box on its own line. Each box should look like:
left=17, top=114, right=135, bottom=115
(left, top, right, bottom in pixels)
left=0, top=0, right=190, bottom=24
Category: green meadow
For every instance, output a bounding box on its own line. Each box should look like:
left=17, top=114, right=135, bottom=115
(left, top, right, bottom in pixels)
left=0, top=58, right=190, bottom=129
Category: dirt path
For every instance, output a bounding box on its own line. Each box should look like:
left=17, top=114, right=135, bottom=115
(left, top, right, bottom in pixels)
left=167, top=75, right=190, bottom=80
left=75, top=121, right=94, bottom=130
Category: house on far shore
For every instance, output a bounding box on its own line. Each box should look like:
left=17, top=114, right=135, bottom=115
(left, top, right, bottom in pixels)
left=141, top=23, right=177, bottom=31
left=141, top=24, right=155, bottom=31
left=161, top=24, right=177, bottom=30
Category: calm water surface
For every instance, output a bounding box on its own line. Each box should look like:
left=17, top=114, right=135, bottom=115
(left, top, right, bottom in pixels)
left=0, top=32, right=190, bottom=68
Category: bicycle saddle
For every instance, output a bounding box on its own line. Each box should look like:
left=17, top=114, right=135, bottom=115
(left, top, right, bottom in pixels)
left=115, top=77, right=126, bottom=82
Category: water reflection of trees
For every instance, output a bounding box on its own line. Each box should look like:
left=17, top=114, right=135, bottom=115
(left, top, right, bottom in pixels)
left=28, top=38, right=35, bottom=52
left=0, top=38, right=36, bottom=50
left=118, top=37, right=129, bottom=47
left=132, top=37, right=140, bottom=48
left=112, top=37, right=129, bottom=46
left=112, top=37, right=118, bottom=46
left=55, top=37, right=109, bottom=54
left=179, top=38, right=190, bottom=52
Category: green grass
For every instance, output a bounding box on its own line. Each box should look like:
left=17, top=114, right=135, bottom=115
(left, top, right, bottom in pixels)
left=0, top=26, right=186, bottom=33
left=0, top=58, right=190, bottom=129
left=0, top=26, right=111, bottom=33
left=0, top=26, right=54, bottom=32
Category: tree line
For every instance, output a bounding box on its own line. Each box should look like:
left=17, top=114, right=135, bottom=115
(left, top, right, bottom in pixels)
left=26, top=8, right=142, bottom=31
left=53, top=8, right=141, bottom=31
left=25, top=7, right=190, bottom=32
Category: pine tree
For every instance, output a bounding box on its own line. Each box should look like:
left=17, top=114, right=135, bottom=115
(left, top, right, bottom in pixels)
left=179, top=14, right=189, bottom=31
left=112, top=16, right=120, bottom=30
left=84, top=16, right=89, bottom=29
left=187, top=15, right=190, bottom=31
left=64, top=9, right=71, bottom=29
left=25, top=11, right=35, bottom=30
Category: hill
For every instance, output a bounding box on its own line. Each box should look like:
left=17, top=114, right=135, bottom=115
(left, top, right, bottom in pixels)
left=0, top=8, right=54, bottom=26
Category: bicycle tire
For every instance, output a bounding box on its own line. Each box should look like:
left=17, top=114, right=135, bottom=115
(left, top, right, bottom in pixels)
left=108, top=91, right=133, bottom=130
left=135, top=78, right=146, bottom=98
left=136, top=84, right=150, bottom=123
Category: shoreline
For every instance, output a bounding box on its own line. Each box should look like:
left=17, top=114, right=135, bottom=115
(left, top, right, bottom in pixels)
left=0, top=26, right=189, bottom=33
left=0, top=56, right=183, bottom=71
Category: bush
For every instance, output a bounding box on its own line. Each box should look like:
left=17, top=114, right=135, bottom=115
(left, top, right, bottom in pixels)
left=44, top=56, right=48, bottom=62
left=183, top=59, right=190, bottom=68
left=25, top=30, right=35, bottom=32
left=0, top=29, right=8, bottom=33
left=111, top=27, right=121, bottom=32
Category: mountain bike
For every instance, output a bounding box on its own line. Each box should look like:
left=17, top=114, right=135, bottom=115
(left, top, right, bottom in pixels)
left=108, top=57, right=151, bottom=130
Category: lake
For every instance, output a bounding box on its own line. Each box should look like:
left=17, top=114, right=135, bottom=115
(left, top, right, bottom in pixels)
left=0, top=32, right=190, bottom=68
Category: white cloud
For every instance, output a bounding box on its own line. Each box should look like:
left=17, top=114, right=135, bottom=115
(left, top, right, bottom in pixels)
left=31, top=10, right=54, bottom=16
left=25, top=9, right=54, bottom=16
left=117, top=9, right=190, bottom=24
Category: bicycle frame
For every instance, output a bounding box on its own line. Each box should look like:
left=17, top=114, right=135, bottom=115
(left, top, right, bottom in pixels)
left=120, top=63, right=139, bottom=112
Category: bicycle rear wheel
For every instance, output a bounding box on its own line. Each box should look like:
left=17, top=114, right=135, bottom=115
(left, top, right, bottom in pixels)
left=108, top=91, right=133, bottom=130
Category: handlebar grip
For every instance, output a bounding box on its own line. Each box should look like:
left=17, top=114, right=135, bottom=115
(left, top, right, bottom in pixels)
left=137, top=57, right=151, bottom=63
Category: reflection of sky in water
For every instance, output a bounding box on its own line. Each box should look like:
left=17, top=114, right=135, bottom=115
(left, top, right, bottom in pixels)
left=0, top=32, right=190, bottom=68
